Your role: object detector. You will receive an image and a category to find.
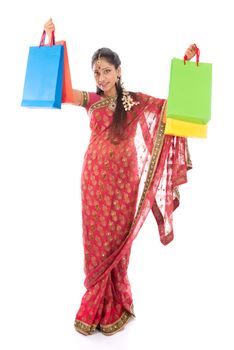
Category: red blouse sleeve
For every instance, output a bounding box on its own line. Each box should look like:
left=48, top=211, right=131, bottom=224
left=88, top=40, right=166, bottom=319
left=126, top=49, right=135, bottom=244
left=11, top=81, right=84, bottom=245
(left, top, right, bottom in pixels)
left=81, top=91, right=101, bottom=112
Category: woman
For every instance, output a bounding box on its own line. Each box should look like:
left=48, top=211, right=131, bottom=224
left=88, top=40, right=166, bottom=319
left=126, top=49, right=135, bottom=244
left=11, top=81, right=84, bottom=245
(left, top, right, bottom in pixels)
left=44, top=19, right=195, bottom=336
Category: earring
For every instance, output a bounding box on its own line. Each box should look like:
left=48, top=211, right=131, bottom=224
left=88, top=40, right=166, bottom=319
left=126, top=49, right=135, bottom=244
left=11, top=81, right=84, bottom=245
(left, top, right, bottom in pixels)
left=115, top=76, right=120, bottom=88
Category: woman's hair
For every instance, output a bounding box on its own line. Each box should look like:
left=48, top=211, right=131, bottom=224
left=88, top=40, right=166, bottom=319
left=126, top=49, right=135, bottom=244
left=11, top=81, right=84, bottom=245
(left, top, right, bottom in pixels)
left=91, top=47, right=129, bottom=143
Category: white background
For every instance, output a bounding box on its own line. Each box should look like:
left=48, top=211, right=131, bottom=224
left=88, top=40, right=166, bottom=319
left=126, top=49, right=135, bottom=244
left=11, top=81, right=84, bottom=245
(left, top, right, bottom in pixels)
left=0, top=0, right=233, bottom=349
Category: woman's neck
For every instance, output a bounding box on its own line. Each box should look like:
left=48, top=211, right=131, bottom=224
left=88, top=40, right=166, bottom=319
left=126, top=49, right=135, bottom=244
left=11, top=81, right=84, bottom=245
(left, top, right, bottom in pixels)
left=103, top=87, right=117, bottom=98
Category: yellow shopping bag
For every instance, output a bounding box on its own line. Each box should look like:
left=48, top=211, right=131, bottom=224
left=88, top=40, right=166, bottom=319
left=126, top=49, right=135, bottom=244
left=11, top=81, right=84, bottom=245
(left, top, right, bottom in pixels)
left=165, top=117, right=208, bottom=138
left=163, top=101, right=207, bottom=138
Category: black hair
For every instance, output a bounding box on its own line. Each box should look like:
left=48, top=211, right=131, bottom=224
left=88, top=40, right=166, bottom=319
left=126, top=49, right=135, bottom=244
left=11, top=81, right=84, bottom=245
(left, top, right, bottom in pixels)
left=91, top=48, right=128, bottom=143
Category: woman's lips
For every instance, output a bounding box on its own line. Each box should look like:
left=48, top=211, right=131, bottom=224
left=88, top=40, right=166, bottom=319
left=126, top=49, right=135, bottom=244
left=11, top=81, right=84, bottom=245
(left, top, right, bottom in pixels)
left=99, top=83, right=108, bottom=89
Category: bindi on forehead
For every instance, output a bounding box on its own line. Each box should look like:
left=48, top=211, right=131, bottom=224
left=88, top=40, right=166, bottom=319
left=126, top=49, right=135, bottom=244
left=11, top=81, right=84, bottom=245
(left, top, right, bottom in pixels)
left=93, top=58, right=113, bottom=70
left=93, top=63, right=113, bottom=72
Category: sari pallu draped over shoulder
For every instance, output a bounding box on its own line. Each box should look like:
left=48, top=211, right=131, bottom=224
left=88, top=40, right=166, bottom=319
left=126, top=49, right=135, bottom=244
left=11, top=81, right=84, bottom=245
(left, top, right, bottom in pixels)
left=74, top=92, right=192, bottom=336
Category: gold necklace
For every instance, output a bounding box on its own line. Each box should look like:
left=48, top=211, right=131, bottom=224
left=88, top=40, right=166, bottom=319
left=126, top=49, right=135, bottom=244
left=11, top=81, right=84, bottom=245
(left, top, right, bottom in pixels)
left=104, top=95, right=117, bottom=111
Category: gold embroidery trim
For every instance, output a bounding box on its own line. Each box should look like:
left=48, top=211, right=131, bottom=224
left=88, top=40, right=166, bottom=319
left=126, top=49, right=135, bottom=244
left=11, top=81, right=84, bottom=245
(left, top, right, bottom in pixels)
left=185, top=139, right=193, bottom=169
left=89, top=97, right=112, bottom=114
left=81, top=91, right=89, bottom=107
left=100, top=309, right=134, bottom=336
left=74, top=319, right=97, bottom=335
left=133, top=101, right=166, bottom=224
left=174, top=186, right=180, bottom=202
left=74, top=305, right=135, bottom=336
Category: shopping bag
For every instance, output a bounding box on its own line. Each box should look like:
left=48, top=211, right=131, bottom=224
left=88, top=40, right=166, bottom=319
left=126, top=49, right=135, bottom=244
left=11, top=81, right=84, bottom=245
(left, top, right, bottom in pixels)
left=21, top=31, right=64, bottom=108
left=165, top=117, right=208, bottom=138
left=167, top=46, right=212, bottom=124
left=38, top=32, right=73, bottom=103
left=55, top=40, right=73, bottom=103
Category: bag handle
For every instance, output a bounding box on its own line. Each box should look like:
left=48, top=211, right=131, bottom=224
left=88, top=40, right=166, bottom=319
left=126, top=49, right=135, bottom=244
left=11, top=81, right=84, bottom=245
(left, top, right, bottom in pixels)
left=39, top=30, right=55, bottom=47
left=184, top=44, right=200, bottom=66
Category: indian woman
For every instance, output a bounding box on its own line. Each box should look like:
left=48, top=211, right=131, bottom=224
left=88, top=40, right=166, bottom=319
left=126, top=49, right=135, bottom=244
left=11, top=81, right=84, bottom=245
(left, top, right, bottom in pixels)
left=44, top=18, right=195, bottom=336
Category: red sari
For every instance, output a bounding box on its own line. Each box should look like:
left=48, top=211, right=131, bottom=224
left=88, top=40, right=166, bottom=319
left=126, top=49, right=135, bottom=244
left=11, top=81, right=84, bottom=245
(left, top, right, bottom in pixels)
left=74, top=92, right=192, bottom=336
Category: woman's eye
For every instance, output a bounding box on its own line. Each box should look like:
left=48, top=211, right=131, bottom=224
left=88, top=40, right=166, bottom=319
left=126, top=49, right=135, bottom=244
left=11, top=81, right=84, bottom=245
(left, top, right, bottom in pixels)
left=104, top=69, right=111, bottom=74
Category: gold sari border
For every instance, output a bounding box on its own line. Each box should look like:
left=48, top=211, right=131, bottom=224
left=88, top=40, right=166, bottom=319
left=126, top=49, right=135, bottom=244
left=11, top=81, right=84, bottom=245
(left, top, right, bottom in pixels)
left=100, top=309, right=134, bottom=336
left=74, top=305, right=135, bottom=336
left=133, top=100, right=166, bottom=223
left=74, top=319, right=97, bottom=336
left=174, top=186, right=180, bottom=202
left=185, top=139, right=193, bottom=169
left=89, top=97, right=111, bottom=114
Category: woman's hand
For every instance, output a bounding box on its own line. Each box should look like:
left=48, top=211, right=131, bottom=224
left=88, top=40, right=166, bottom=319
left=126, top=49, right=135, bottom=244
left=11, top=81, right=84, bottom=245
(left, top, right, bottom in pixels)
left=184, top=44, right=197, bottom=60
left=44, top=18, right=55, bottom=42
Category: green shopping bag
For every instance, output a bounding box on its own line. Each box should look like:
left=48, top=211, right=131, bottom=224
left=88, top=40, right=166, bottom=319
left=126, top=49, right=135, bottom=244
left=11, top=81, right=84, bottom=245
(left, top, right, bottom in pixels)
left=167, top=47, right=212, bottom=125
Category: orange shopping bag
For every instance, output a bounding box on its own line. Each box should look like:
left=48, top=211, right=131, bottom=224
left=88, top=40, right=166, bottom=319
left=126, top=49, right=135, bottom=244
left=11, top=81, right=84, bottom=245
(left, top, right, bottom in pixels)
left=56, top=40, right=73, bottom=103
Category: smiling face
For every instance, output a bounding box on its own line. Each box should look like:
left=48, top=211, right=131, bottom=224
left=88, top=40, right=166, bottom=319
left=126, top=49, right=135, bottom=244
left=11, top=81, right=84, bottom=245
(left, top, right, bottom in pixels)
left=93, top=58, right=121, bottom=97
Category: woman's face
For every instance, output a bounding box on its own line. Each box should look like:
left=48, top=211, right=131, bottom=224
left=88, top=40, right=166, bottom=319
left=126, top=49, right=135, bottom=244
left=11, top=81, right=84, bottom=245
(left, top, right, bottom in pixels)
left=93, top=58, right=121, bottom=97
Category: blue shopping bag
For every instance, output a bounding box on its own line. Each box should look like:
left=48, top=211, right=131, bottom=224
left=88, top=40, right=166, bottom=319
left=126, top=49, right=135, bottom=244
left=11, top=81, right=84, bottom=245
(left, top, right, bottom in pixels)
left=21, top=32, right=64, bottom=109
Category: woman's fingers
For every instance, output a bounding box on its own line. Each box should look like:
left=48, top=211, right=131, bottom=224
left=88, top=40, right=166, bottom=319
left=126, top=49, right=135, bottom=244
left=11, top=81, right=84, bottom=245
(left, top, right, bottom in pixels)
left=44, top=18, right=55, bottom=32
left=185, top=44, right=197, bottom=60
